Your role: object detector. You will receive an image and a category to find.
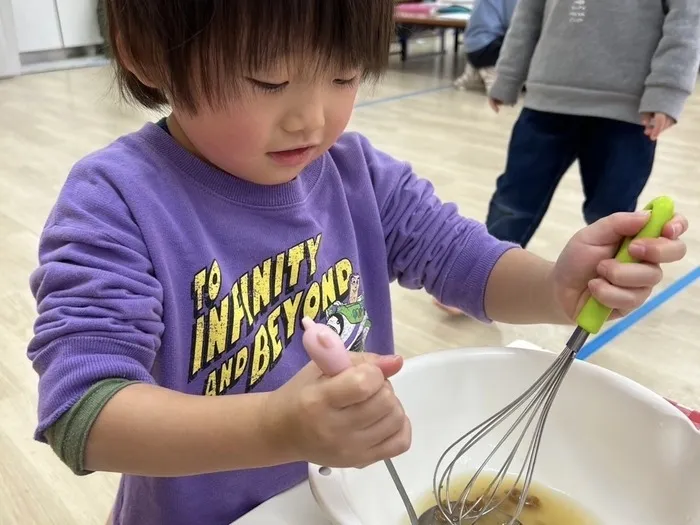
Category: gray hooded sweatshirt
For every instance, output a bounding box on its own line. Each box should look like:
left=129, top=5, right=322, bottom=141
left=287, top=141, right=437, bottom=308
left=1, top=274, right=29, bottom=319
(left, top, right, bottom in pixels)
left=488, top=0, right=700, bottom=125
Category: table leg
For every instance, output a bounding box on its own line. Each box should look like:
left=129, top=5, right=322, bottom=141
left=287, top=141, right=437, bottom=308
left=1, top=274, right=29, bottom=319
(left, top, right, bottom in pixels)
left=396, top=24, right=410, bottom=61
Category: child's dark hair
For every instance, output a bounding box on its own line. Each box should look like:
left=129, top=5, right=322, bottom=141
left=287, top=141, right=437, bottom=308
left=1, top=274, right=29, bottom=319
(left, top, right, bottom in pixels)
left=104, top=0, right=395, bottom=113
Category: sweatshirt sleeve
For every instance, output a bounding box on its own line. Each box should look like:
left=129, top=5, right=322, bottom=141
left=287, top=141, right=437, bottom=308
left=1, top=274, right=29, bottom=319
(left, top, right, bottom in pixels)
left=27, top=158, right=164, bottom=443
left=45, top=378, right=137, bottom=475
left=639, top=0, right=700, bottom=122
left=357, top=136, right=517, bottom=322
left=488, top=0, right=547, bottom=104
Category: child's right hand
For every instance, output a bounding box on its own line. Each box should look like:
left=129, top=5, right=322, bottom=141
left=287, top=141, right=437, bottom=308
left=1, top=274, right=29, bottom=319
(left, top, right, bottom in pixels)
left=266, top=327, right=411, bottom=469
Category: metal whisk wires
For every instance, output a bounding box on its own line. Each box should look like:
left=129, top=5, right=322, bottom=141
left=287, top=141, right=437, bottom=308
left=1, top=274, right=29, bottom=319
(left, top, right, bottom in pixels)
left=428, top=196, right=675, bottom=525
left=432, top=329, right=589, bottom=525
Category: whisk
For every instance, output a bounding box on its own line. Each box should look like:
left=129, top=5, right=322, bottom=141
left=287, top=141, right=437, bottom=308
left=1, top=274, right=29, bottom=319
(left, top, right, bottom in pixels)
left=428, top=196, right=674, bottom=525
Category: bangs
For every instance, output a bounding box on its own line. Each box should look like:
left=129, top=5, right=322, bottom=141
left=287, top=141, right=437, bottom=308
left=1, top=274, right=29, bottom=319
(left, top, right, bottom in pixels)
left=106, top=0, right=395, bottom=113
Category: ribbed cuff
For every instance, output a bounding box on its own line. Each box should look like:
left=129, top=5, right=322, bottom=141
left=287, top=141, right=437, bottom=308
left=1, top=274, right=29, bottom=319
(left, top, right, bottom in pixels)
left=488, top=74, right=523, bottom=105
left=34, top=336, right=157, bottom=443
left=639, top=86, right=689, bottom=123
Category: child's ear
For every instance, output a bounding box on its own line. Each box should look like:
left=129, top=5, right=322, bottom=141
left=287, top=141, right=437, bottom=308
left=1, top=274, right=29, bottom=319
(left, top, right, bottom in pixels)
left=114, top=30, right=159, bottom=89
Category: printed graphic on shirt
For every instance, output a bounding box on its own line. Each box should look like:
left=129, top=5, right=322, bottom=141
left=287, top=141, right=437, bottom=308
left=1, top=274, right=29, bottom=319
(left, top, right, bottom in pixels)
left=569, top=0, right=585, bottom=23
left=187, top=233, right=371, bottom=396
left=324, top=274, right=371, bottom=353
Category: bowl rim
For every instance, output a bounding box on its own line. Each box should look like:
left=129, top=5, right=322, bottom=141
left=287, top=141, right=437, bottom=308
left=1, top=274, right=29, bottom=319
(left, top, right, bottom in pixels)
left=396, top=345, right=700, bottom=433
left=307, top=346, right=700, bottom=524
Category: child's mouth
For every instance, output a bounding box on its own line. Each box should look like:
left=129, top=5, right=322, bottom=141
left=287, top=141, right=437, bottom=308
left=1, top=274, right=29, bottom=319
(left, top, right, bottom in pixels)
left=267, top=146, right=315, bottom=167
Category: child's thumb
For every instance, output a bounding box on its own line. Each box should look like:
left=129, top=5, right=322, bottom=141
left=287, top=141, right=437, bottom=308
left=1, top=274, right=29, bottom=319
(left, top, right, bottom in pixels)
left=301, top=316, right=403, bottom=379
left=349, top=352, right=404, bottom=379
left=578, top=210, right=651, bottom=247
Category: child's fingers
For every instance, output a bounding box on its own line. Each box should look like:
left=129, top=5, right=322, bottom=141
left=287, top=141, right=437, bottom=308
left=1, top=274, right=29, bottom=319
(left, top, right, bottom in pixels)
left=597, top=260, right=662, bottom=288
left=641, top=113, right=654, bottom=137
left=651, top=123, right=663, bottom=140
left=642, top=113, right=676, bottom=141
left=323, top=363, right=385, bottom=408
left=659, top=114, right=675, bottom=131
left=628, top=237, right=687, bottom=264
left=588, top=278, right=652, bottom=311
left=611, top=306, right=636, bottom=319
left=661, top=214, right=689, bottom=240
left=649, top=114, right=675, bottom=140
left=353, top=402, right=407, bottom=448
left=345, top=351, right=403, bottom=379
left=649, top=115, right=659, bottom=139
left=585, top=211, right=687, bottom=255
left=340, top=382, right=399, bottom=430
left=579, top=210, right=651, bottom=246
left=365, top=415, right=412, bottom=464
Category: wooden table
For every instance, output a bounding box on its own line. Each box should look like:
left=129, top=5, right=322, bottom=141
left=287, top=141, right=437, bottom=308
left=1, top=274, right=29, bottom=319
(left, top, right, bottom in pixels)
left=394, top=11, right=469, bottom=61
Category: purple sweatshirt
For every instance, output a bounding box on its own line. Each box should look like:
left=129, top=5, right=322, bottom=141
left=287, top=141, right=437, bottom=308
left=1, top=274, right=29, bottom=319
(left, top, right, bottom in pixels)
left=27, top=122, right=514, bottom=525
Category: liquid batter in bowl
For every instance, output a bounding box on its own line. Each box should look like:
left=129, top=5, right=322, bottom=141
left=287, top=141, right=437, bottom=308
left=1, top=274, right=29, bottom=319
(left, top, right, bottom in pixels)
left=411, top=472, right=600, bottom=525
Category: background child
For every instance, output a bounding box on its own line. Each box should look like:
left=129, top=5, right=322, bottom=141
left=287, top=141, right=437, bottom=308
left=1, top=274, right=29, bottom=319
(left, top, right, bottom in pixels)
left=485, top=0, right=700, bottom=247
left=26, top=1, right=687, bottom=524
left=454, top=0, right=519, bottom=92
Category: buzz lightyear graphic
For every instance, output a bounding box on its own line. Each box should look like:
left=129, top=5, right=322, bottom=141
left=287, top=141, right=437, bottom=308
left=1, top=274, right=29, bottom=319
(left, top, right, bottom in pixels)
left=324, top=273, right=371, bottom=353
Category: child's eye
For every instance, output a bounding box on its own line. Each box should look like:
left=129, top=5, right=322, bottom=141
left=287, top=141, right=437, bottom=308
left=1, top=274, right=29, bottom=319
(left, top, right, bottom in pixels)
left=247, top=78, right=288, bottom=93
left=334, top=76, right=359, bottom=87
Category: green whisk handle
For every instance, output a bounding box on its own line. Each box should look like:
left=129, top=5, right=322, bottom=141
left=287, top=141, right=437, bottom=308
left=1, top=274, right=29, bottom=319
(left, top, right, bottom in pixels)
left=575, top=196, right=676, bottom=335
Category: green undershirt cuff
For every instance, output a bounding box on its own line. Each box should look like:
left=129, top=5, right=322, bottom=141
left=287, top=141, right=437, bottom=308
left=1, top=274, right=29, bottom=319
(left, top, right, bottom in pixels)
left=45, top=378, right=138, bottom=476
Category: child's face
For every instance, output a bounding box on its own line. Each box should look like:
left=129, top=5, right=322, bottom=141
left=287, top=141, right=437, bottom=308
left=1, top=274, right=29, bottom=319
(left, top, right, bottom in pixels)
left=172, top=60, right=362, bottom=185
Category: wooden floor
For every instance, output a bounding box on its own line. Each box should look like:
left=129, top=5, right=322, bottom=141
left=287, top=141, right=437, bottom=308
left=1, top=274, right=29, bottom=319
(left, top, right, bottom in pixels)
left=1, top=46, right=698, bottom=524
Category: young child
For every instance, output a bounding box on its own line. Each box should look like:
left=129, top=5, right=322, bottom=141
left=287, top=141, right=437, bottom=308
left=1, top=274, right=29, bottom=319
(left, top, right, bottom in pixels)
left=454, top=0, right=519, bottom=92
left=485, top=0, right=700, bottom=247
left=26, top=1, right=688, bottom=524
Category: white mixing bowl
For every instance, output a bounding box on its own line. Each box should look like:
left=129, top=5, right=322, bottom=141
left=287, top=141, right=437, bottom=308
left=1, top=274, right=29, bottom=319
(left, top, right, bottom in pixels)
left=308, top=346, right=700, bottom=525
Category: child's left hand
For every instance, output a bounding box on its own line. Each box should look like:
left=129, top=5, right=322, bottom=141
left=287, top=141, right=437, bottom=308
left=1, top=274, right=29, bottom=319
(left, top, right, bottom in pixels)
left=550, top=210, right=688, bottom=324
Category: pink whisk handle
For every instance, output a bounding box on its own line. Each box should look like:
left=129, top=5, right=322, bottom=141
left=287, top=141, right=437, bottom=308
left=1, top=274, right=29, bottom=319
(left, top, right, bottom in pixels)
left=302, top=317, right=352, bottom=376
left=666, top=398, right=700, bottom=430
left=301, top=321, right=419, bottom=524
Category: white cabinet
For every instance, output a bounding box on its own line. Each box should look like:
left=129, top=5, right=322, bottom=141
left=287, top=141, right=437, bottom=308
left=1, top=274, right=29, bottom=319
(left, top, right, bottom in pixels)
left=10, top=0, right=102, bottom=54
left=0, top=0, right=21, bottom=77
left=10, top=0, right=63, bottom=53
left=55, top=0, right=103, bottom=48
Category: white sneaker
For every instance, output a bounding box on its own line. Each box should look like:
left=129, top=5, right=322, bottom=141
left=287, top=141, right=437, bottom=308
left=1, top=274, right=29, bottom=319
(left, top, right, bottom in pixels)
left=479, top=66, right=497, bottom=93
left=454, top=63, right=483, bottom=90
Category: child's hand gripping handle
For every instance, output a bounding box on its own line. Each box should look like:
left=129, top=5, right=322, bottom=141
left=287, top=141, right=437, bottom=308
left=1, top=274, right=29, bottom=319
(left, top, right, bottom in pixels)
left=302, top=317, right=353, bottom=377
left=301, top=318, right=420, bottom=525
left=575, top=196, right=676, bottom=335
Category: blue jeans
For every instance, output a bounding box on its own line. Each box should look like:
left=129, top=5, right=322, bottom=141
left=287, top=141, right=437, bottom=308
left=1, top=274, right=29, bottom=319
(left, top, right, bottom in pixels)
left=486, top=108, right=656, bottom=247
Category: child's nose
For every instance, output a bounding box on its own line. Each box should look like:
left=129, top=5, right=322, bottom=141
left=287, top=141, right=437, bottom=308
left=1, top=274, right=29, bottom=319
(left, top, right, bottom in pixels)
left=282, top=101, right=325, bottom=134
